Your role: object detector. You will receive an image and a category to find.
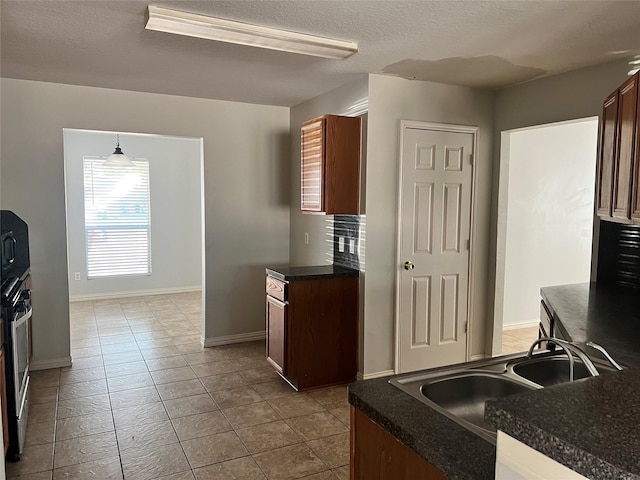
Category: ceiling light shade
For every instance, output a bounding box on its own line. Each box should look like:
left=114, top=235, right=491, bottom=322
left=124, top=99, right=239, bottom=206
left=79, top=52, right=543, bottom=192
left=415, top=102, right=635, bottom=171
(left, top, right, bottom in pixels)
left=145, top=5, right=358, bottom=59
left=104, top=134, right=135, bottom=167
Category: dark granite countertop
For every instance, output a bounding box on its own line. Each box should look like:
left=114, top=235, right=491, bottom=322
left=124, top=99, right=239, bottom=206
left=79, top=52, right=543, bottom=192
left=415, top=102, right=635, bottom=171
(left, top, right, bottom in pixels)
left=265, top=264, right=359, bottom=282
left=541, top=282, right=640, bottom=368
left=349, top=282, right=640, bottom=479
left=484, top=282, right=640, bottom=478
left=486, top=368, right=640, bottom=479
left=349, top=376, right=496, bottom=480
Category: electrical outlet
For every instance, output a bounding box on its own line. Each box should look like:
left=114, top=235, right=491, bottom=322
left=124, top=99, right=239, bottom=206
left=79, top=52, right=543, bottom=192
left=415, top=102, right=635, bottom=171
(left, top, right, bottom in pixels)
left=304, top=232, right=309, bottom=245
left=74, top=272, right=81, bottom=281
left=349, top=239, right=355, bottom=254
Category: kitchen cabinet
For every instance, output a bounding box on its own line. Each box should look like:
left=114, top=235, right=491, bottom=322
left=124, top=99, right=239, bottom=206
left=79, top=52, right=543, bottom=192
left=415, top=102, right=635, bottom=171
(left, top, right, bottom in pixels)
left=265, top=272, right=358, bottom=390
left=350, top=406, right=447, bottom=480
left=301, top=114, right=361, bottom=214
left=597, top=72, right=639, bottom=222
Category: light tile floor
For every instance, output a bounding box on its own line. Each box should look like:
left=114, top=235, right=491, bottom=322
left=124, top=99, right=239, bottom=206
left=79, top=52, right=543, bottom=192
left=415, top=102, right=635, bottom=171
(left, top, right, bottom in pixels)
left=501, top=326, right=540, bottom=355
left=9, top=293, right=350, bottom=480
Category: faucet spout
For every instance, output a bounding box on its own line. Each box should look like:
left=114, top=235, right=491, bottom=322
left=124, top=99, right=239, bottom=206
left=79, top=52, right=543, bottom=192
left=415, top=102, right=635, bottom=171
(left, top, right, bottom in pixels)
left=527, top=337, right=576, bottom=381
left=527, top=337, right=601, bottom=381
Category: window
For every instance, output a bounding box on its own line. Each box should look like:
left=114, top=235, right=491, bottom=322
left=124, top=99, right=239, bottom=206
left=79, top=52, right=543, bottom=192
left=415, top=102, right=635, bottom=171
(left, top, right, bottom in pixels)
left=83, top=157, right=151, bottom=278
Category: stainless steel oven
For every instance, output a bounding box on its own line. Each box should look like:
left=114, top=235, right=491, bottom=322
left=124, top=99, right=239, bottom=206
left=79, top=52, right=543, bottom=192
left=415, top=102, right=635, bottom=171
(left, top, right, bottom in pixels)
left=12, top=305, right=30, bottom=453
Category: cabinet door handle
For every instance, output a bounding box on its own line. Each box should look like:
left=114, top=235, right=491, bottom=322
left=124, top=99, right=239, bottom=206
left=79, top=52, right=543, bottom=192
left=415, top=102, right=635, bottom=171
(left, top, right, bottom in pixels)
left=267, top=296, right=287, bottom=308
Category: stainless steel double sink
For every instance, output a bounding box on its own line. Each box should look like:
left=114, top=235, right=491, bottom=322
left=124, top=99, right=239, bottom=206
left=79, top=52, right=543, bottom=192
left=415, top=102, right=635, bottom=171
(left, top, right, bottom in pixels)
left=389, top=351, right=617, bottom=444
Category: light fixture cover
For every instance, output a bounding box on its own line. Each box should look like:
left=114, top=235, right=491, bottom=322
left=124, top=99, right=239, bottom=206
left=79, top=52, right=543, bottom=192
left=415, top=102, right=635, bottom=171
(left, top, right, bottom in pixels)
left=145, top=5, right=358, bottom=59
left=104, top=134, right=135, bottom=167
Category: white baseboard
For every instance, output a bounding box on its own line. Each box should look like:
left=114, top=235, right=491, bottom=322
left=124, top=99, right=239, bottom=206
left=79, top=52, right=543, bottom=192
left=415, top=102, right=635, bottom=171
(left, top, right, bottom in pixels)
left=503, top=319, right=540, bottom=331
left=69, top=286, right=202, bottom=302
left=202, top=331, right=266, bottom=347
left=356, top=369, right=395, bottom=381
left=469, top=354, right=489, bottom=361
left=31, top=356, right=72, bottom=371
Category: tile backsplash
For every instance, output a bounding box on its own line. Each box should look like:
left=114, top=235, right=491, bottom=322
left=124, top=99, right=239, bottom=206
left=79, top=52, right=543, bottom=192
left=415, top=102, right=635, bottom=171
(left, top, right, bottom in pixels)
left=597, top=220, right=640, bottom=289
left=327, top=215, right=365, bottom=271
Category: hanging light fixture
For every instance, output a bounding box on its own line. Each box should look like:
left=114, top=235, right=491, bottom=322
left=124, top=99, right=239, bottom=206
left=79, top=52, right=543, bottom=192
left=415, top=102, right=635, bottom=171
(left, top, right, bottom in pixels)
left=104, top=134, right=135, bottom=167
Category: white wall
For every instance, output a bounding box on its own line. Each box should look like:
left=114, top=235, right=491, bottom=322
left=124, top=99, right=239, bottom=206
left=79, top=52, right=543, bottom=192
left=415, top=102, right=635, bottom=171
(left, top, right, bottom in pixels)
left=64, top=130, right=202, bottom=298
left=0, top=79, right=290, bottom=367
left=365, top=74, right=495, bottom=375
left=500, top=120, right=598, bottom=328
left=489, top=57, right=634, bottom=352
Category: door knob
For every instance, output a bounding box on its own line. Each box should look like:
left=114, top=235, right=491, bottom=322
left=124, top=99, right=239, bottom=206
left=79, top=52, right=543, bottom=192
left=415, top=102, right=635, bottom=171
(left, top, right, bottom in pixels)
left=403, top=261, right=415, bottom=270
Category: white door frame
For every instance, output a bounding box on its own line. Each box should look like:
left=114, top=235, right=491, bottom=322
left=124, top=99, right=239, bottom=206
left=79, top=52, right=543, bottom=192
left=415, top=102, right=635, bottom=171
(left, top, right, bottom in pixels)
left=394, top=120, right=480, bottom=373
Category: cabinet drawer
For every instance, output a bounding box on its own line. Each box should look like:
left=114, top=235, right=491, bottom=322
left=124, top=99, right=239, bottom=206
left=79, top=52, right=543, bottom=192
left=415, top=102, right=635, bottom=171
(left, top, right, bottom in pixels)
left=266, top=276, right=287, bottom=302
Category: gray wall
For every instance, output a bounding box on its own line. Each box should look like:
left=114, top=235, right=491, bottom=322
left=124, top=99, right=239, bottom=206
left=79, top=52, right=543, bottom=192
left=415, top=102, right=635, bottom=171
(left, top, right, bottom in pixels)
left=64, top=130, right=203, bottom=298
left=365, top=74, right=495, bottom=375
left=489, top=57, right=634, bottom=352
left=1, top=78, right=290, bottom=367
left=289, top=77, right=369, bottom=266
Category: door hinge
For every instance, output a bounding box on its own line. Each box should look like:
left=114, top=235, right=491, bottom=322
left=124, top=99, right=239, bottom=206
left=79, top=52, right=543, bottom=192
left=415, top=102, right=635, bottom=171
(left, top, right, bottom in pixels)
left=466, top=239, right=471, bottom=250
left=469, top=154, right=474, bottom=166
left=464, top=322, right=468, bottom=334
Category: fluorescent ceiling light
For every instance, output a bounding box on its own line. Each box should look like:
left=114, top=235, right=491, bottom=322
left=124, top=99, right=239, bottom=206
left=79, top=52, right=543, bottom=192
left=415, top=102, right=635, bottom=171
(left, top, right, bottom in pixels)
left=145, top=5, right=357, bottom=59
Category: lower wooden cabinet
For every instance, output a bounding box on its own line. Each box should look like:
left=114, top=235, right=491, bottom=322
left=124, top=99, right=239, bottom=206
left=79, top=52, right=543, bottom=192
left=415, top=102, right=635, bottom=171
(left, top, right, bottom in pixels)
left=265, top=274, right=358, bottom=390
left=266, top=295, right=287, bottom=375
left=350, top=406, right=447, bottom=480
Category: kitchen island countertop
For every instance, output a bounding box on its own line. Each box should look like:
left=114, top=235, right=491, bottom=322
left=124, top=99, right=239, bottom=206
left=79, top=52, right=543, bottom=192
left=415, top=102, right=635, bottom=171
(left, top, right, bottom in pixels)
left=349, top=282, right=640, bottom=479
left=541, top=282, right=640, bottom=368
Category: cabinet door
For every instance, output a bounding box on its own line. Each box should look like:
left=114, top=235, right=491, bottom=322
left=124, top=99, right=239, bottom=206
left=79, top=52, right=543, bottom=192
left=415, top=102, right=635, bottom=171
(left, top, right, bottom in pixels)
left=0, top=349, right=9, bottom=455
left=597, top=91, right=619, bottom=217
left=301, top=118, right=325, bottom=212
left=632, top=73, right=640, bottom=222
left=351, top=407, right=446, bottom=480
left=266, top=296, right=287, bottom=375
left=612, top=75, right=638, bottom=220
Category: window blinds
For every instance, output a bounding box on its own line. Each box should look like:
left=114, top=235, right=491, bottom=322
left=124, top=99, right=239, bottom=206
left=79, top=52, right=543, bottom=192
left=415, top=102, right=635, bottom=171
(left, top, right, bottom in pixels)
left=83, top=158, right=151, bottom=278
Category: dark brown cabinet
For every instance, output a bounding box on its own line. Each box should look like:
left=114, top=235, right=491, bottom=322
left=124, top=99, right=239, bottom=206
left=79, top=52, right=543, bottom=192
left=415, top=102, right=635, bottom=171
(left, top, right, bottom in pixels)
left=597, top=91, right=619, bottom=217
left=350, top=407, right=446, bottom=480
left=301, top=114, right=361, bottom=215
left=597, top=72, right=640, bottom=223
left=265, top=273, right=358, bottom=390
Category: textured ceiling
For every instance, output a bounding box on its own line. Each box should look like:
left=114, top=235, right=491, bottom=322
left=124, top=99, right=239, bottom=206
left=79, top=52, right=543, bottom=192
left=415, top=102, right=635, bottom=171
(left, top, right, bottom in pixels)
left=2, top=1, right=640, bottom=107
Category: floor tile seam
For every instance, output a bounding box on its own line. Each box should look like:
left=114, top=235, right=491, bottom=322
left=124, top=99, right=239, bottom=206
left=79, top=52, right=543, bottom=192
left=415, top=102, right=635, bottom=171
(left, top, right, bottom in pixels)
left=233, top=421, right=306, bottom=456
left=217, top=400, right=284, bottom=431
left=104, top=372, right=129, bottom=480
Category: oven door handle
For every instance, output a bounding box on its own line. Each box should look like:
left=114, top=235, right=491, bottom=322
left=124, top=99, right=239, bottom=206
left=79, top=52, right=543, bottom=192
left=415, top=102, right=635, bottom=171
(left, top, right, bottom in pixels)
left=17, top=375, right=29, bottom=418
left=14, top=307, right=32, bottom=326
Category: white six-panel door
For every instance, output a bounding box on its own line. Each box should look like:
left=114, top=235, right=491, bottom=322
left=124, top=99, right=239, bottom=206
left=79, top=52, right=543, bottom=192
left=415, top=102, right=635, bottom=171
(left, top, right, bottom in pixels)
left=397, top=124, right=475, bottom=373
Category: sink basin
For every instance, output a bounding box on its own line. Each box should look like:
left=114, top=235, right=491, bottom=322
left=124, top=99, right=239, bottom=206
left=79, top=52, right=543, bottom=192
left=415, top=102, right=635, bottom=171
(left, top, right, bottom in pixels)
left=389, top=350, right=619, bottom=444
left=420, top=373, right=533, bottom=439
left=510, top=357, right=592, bottom=386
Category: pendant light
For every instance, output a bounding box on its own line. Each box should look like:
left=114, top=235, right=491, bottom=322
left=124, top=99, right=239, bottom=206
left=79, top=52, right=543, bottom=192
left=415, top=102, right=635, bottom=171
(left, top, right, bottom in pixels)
left=104, top=134, right=135, bottom=167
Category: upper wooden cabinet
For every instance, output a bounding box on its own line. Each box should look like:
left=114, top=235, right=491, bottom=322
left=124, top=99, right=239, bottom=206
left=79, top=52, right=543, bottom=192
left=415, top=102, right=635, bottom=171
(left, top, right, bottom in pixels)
left=597, top=72, right=640, bottom=223
left=597, top=91, right=619, bottom=217
left=301, top=114, right=361, bottom=214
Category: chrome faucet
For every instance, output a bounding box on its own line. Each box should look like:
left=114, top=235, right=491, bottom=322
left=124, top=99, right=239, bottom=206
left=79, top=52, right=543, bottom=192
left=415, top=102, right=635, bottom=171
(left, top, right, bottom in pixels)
left=527, top=337, right=600, bottom=382
left=585, top=342, right=624, bottom=371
